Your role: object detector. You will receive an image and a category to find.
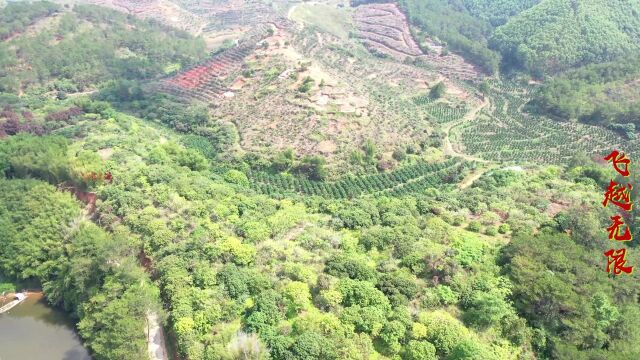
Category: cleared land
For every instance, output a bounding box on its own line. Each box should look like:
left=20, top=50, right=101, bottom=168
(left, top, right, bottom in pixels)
left=353, top=3, right=421, bottom=59
left=289, top=3, right=353, bottom=40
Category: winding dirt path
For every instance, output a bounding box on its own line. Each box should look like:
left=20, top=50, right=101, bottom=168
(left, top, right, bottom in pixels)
left=442, top=98, right=489, bottom=163
left=146, top=312, right=169, bottom=360
left=458, top=164, right=498, bottom=189
left=441, top=98, right=495, bottom=188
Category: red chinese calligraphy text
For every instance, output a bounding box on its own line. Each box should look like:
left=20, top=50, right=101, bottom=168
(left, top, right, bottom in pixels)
left=604, top=150, right=631, bottom=177
left=604, top=248, right=634, bottom=275
left=606, top=215, right=632, bottom=241
left=602, top=180, right=633, bottom=211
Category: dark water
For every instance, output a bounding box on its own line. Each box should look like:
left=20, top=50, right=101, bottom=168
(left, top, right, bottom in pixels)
left=0, top=293, right=92, bottom=360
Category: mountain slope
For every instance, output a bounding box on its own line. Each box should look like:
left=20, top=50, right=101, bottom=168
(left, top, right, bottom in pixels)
left=490, top=0, right=640, bottom=75
left=463, top=0, right=540, bottom=27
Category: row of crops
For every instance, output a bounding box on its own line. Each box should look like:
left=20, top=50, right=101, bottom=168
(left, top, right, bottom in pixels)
left=411, top=94, right=467, bottom=123
left=425, top=102, right=467, bottom=124
left=249, top=158, right=467, bottom=199
left=291, top=29, right=467, bottom=129
left=158, top=24, right=270, bottom=101
left=174, top=0, right=290, bottom=32
left=455, top=85, right=640, bottom=164
left=486, top=79, right=533, bottom=95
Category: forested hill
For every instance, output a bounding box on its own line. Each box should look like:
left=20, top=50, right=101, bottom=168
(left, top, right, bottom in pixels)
left=491, top=0, right=640, bottom=76
left=0, top=1, right=206, bottom=95
left=529, top=59, right=640, bottom=127
left=463, top=0, right=540, bottom=27
left=399, top=0, right=640, bottom=76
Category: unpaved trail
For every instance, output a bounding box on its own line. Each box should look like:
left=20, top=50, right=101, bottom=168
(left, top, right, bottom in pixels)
left=146, top=312, right=168, bottom=360
left=458, top=164, right=497, bottom=189
left=287, top=4, right=298, bottom=20
left=442, top=98, right=489, bottom=163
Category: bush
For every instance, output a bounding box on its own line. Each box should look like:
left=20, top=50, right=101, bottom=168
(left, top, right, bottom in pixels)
left=448, top=339, right=494, bottom=360
left=297, top=76, right=314, bottom=93
left=0, top=282, right=16, bottom=293
left=418, top=311, right=469, bottom=356
left=296, top=155, right=327, bottom=180
left=325, top=255, right=377, bottom=282
left=392, top=148, right=406, bottom=161
left=463, top=290, right=511, bottom=329
left=177, top=149, right=208, bottom=171
left=423, top=285, right=459, bottom=308
left=429, top=82, right=446, bottom=99
left=466, top=221, right=481, bottom=232
left=224, top=169, right=249, bottom=187
left=405, top=340, right=437, bottom=360
left=498, top=223, right=510, bottom=234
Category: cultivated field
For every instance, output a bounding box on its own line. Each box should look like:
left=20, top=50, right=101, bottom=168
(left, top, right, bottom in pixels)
left=140, top=0, right=639, bottom=173
left=353, top=3, right=421, bottom=59
left=86, top=0, right=207, bottom=33
left=453, top=81, right=640, bottom=164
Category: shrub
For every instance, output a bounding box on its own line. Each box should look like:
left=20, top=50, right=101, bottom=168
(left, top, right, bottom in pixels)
left=392, top=148, right=407, bottom=161
left=485, top=226, right=498, bottom=236
left=177, top=149, right=208, bottom=171
left=405, top=340, right=437, bottom=360
left=417, top=311, right=469, bottom=356
left=467, top=221, right=481, bottom=232
left=224, top=169, right=249, bottom=187
left=429, top=82, right=446, bottom=99
left=498, top=223, right=510, bottom=234
left=297, top=76, right=314, bottom=93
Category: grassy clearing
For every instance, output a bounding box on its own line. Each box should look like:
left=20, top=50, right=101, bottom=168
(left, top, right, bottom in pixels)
left=289, top=3, right=353, bottom=40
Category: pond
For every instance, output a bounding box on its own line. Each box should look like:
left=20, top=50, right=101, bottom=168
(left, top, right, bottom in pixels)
left=0, top=292, right=91, bottom=360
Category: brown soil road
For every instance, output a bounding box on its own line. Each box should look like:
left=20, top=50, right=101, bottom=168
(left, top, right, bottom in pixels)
left=146, top=311, right=169, bottom=360
left=441, top=98, right=495, bottom=189
left=442, top=98, right=490, bottom=163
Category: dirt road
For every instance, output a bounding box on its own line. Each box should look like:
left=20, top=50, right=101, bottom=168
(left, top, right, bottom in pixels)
left=146, top=312, right=168, bottom=360
left=442, top=98, right=489, bottom=163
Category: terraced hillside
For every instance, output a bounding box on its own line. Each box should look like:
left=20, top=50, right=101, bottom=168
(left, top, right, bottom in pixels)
left=202, top=21, right=478, bottom=170
left=453, top=81, right=640, bottom=164
left=141, top=0, right=640, bottom=171
left=353, top=3, right=422, bottom=59
left=250, top=157, right=470, bottom=198
left=158, top=27, right=266, bottom=101
left=83, top=0, right=291, bottom=40
left=352, top=1, right=480, bottom=80
left=87, top=0, right=206, bottom=33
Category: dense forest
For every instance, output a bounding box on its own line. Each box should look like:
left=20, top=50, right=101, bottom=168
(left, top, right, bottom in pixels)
left=0, top=136, right=161, bottom=360
left=529, top=59, right=640, bottom=128
left=399, top=0, right=640, bottom=76
left=0, top=2, right=205, bottom=94
left=490, top=0, right=640, bottom=76
left=0, top=0, right=59, bottom=40
left=1, top=1, right=640, bottom=360
left=398, top=0, right=640, bottom=132
left=399, top=0, right=501, bottom=74
left=3, top=101, right=640, bottom=359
